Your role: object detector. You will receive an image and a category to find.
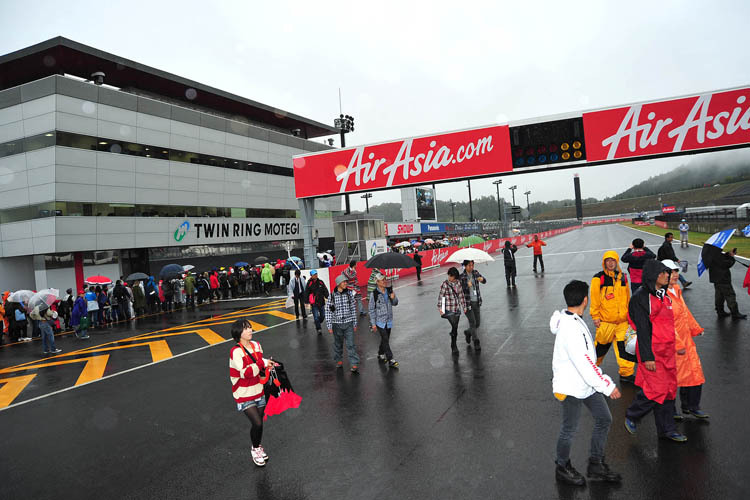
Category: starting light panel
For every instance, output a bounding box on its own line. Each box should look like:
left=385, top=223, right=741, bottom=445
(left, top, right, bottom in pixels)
left=509, top=117, right=585, bottom=169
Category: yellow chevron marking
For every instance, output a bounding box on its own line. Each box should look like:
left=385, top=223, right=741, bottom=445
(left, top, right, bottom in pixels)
left=267, top=310, right=297, bottom=321
left=75, top=355, right=110, bottom=386
left=0, top=374, right=37, bottom=408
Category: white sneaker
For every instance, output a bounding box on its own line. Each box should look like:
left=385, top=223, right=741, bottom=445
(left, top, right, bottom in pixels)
left=22, top=337, right=32, bottom=342
left=251, top=447, right=266, bottom=467
left=51, top=348, right=62, bottom=354
left=257, top=445, right=268, bottom=460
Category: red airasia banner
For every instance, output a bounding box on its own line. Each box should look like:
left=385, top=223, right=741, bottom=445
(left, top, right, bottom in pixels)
left=583, top=87, right=750, bottom=162
left=662, top=206, right=676, bottom=213
left=583, top=217, right=629, bottom=225
left=294, top=125, right=512, bottom=198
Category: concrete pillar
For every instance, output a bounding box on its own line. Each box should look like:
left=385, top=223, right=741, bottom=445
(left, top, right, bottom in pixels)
left=299, top=198, right=317, bottom=268
left=33, top=255, right=48, bottom=290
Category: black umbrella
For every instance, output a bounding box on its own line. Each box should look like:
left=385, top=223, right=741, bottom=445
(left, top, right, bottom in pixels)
left=254, top=256, right=269, bottom=264
left=365, top=252, right=418, bottom=269
left=159, top=263, right=184, bottom=279
left=126, top=272, right=149, bottom=282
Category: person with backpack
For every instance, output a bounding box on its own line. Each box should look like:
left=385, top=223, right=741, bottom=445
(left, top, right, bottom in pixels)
left=621, top=238, right=656, bottom=293
left=503, top=240, right=518, bottom=288
left=10, top=301, right=30, bottom=342
left=31, top=305, right=62, bottom=355
left=113, top=280, right=130, bottom=321
left=550, top=280, right=622, bottom=487
left=657, top=233, right=691, bottom=289
left=369, top=272, right=399, bottom=368
left=70, top=289, right=90, bottom=340
left=305, top=270, right=329, bottom=334
left=437, top=267, right=468, bottom=356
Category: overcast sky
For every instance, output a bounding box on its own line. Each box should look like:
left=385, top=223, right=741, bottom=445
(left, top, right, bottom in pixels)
left=2, top=1, right=749, bottom=212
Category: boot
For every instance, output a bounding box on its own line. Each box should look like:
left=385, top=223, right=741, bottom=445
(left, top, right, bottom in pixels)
left=730, top=307, right=747, bottom=319
left=474, top=339, right=481, bottom=351
left=587, top=457, right=621, bottom=483
left=450, top=335, right=459, bottom=356
left=555, top=460, right=585, bottom=486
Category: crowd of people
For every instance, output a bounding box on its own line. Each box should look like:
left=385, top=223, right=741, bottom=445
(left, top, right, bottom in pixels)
left=0, top=260, right=303, bottom=351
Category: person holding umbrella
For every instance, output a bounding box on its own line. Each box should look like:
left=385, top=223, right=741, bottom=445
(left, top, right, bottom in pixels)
left=437, top=267, right=467, bottom=356
left=30, top=299, right=62, bottom=355
left=229, top=318, right=276, bottom=467
left=326, top=274, right=360, bottom=372
left=369, top=272, right=399, bottom=368
left=707, top=246, right=746, bottom=319
left=459, top=260, right=487, bottom=351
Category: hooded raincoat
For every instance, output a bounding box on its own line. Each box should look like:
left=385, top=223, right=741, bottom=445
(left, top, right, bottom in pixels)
left=629, top=261, right=677, bottom=404
left=668, top=284, right=705, bottom=387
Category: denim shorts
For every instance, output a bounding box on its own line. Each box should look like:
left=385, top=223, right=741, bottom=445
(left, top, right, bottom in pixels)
left=237, top=395, right=266, bottom=412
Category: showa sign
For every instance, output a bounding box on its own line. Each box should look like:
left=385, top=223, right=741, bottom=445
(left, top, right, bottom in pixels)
left=293, top=125, right=512, bottom=198
left=583, top=87, right=750, bottom=162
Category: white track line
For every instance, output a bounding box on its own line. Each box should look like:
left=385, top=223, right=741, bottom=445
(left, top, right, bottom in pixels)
left=0, top=316, right=293, bottom=413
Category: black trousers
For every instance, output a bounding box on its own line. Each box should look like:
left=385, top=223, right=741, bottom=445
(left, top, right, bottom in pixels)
left=377, top=326, right=393, bottom=360
left=504, top=263, right=516, bottom=286
left=465, top=301, right=481, bottom=342
left=679, top=385, right=703, bottom=412
left=445, top=313, right=460, bottom=340
left=533, top=254, right=544, bottom=271
left=714, top=283, right=739, bottom=314
left=416, top=266, right=422, bottom=280
left=293, top=296, right=307, bottom=318
left=626, top=389, right=677, bottom=436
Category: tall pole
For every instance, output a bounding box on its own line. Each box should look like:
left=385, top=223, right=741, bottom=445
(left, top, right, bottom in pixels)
left=341, top=130, right=350, bottom=214
left=361, top=193, right=372, bottom=214
left=467, top=180, right=474, bottom=222
left=524, top=190, right=531, bottom=219
left=509, top=185, right=517, bottom=221
left=450, top=199, right=456, bottom=222
left=493, top=179, right=505, bottom=238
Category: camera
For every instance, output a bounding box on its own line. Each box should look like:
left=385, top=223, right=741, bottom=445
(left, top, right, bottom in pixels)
left=91, top=71, right=105, bottom=85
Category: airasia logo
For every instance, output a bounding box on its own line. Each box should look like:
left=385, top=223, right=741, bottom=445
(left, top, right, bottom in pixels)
left=584, top=87, right=750, bottom=161
left=431, top=249, right=449, bottom=266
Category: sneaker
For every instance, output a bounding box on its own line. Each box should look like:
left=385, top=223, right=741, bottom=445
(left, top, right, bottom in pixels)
left=317, top=329, right=322, bottom=335
left=660, top=431, right=688, bottom=442
left=388, top=359, right=399, bottom=368
left=350, top=365, right=359, bottom=373
left=683, top=281, right=692, bottom=289
left=81, top=336, right=90, bottom=339
left=42, top=350, right=50, bottom=355
left=451, top=343, right=459, bottom=356
left=251, top=447, right=266, bottom=467
left=51, top=348, right=62, bottom=354
left=336, top=361, right=343, bottom=369
left=23, top=337, right=33, bottom=342
left=673, top=412, right=684, bottom=421
left=624, top=418, right=637, bottom=434
left=686, top=409, right=710, bottom=419
left=587, top=458, right=621, bottom=483
left=555, top=460, right=585, bottom=486
left=378, top=354, right=387, bottom=363
left=473, top=340, right=481, bottom=351
left=464, top=330, right=471, bottom=344
left=257, top=445, right=268, bottom=460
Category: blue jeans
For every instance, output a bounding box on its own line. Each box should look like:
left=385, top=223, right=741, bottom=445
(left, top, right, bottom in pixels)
left=40, top=321, right=56, bottom=352
left=89, top=309, right=99, bottom=326
left=311, top=304, right=325, bottom=330
left=678, top=274, right=688, bottom=286
left=332, top=322, right=360, bottom=365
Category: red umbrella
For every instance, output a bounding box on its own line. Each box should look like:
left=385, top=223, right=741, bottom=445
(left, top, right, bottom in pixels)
left=85, top=275, right=112, bottom=286
left=263, top=390, right=302, bottom=420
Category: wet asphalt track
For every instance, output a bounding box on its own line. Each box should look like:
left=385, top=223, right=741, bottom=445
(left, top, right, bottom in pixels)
left=1, top=224, right=749, bottom=500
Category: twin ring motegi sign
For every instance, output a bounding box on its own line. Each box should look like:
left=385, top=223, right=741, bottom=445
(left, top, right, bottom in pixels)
left=172, top=218, right=300, bottom=245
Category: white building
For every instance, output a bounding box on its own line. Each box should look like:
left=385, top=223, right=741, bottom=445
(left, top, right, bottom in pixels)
left=0, top=37, right=340, bottom=292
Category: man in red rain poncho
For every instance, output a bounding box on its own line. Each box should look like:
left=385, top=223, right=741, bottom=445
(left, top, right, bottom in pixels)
left=623, top=260, right=687, bottom=443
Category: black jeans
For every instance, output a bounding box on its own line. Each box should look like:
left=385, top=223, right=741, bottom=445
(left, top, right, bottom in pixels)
left=533, top=254, right=544, bottom=271
left=714, top=283, right=739, bottom=314
left=504, top=263, right=516, bottom=286
left=445, top=313, right=460, bottom=339
left=556, top=392, right=612, bottom=466
left=465, top=301, right=481, bottom=341
left=293, top=296, right=307, bottom=318
left=626, top=389, right=677, bottom=436
left=377, top=326, right=393, bottom=360
left=416, top=266, right=422, bottom=280
left=679, top=385, right=703, bottom=412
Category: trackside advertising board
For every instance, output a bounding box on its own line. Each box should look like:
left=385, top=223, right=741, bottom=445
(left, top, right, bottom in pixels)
left=583, top=87, right=750, bottom=162
left=294, top=125, right=511, bottom=198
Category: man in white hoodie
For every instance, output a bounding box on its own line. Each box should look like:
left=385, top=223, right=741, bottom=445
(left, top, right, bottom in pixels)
left=551, top=280, right=622, bottom=487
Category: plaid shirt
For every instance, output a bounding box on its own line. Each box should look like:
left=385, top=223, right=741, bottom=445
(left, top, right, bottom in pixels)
left=342, top=266, right=358, bottom=285
left=437, top=279, right=467, bottom=313
left=459, top=269, right=485, bottom=306
left=326, top=288, right=357, bottom=330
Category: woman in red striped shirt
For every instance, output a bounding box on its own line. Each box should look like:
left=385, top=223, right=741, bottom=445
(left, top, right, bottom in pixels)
left=229, top=319, right=274, bottom=467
